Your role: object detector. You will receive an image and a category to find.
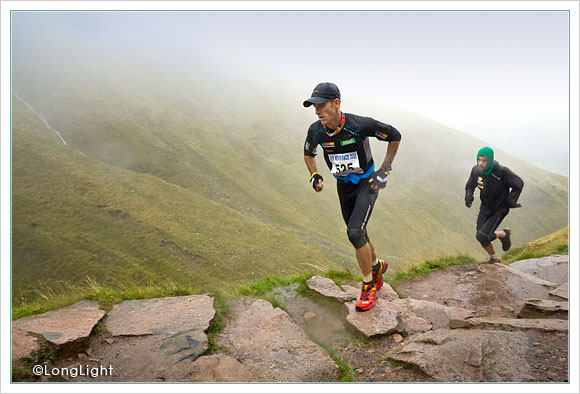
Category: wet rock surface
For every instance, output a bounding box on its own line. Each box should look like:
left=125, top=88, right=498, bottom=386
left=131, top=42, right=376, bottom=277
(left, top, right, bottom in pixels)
left=215, top=298, right=340, bottom=382
left=12, top=254, right=569, bottom=383
left=395, top=262, right=555, bottom=317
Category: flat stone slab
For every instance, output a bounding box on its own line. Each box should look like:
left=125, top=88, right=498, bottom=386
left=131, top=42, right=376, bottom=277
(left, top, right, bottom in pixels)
left=518, top=299, right=568, bottom=319
left=12, top=301, right=104, bottom=354
left=344, top=300, right=402, bottom=337
left=306, top=276, right=356, bottom=302
left=11, top=328, right=40, bottom=361
left=389, top=328, right=534, bottom=382
left=186, top=354, right=256, bottom=382
left=449, top=316, right=568, bottom=332
left=550, top=282, right=568, bottom=300
left=216, top=298, right=340, bottom=382
left=105, top=295, right=215, bottom=336
left=509, top=254, right=568, bottom=285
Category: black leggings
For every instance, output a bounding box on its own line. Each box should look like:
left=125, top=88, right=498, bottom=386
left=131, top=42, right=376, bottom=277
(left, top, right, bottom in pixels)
left=337, top=179, right=379, bottom=249
left=476, top=209, right=509, bottom=247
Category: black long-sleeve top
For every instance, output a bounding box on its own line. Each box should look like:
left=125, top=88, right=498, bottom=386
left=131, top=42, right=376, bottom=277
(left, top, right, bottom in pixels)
left=465, top=160, right=524, bottom=214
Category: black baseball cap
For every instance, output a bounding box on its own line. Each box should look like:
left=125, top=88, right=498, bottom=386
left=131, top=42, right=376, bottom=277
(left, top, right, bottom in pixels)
left=303, top=82, right=341, bottom=107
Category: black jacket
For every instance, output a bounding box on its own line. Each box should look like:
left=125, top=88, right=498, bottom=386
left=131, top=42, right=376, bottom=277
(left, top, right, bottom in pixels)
left=304, top=113, right=401, bottom=176
left=465, top=160, right=524, bottom=214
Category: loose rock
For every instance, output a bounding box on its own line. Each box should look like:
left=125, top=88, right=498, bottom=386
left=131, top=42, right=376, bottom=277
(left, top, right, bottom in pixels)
left=306, top=276, right=356, bottom=302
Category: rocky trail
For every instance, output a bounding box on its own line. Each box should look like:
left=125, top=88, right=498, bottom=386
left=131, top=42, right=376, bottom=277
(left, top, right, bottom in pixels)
left=12, top=254, right=569, bottom=383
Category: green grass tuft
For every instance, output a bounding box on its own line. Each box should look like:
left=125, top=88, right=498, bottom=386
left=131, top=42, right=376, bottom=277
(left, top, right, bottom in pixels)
left=502, top=227, right=568, bottom=265
left=390, top=255, right=477, bottom=283
left=311, top=338, right=356, bottom=382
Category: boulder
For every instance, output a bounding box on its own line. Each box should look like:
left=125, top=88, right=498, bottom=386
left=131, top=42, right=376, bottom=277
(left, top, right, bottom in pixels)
left=11, top=328, right=40, bottom=361
left=344, top=300, right=403, bottom=337
left=186, top=354, right=256, bottom=382
left=306, top=276, right=356, bottom=302
left=216, top=298, right=340, bottom=382
left=105, top=294, right=214, bottom=336
left=518, top=299, right=568, bottom=319
left=388, top=328, right=534, bottom=382
left=12, top=301, right=104, bottom=356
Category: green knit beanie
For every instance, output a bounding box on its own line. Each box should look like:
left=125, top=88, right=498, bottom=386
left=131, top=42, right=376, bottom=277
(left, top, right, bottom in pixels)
left=477, top=146, right=494, bottom=175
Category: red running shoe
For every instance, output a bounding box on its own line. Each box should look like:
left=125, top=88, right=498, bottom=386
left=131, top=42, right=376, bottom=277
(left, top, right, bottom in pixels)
left=355, top=283, right=377, bottom=311
left=372, top=259, right=389, bottom=292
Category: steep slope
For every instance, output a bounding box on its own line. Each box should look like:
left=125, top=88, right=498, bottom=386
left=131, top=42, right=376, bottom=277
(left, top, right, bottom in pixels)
left=11, top=101, right=354, bottom=302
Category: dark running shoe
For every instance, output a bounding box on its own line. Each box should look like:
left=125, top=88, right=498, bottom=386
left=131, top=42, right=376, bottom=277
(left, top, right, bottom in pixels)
left=355, top=283, right=377, bottom=311
left=479, top=255, right=501, bottom=265
left=500, top=228, right=512, bottom=251
left=372, top=259, right=389, bottom=293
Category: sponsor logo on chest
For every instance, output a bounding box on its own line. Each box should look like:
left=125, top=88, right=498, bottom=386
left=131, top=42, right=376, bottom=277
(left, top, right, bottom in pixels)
left=340, top=137, right=356, bottom=146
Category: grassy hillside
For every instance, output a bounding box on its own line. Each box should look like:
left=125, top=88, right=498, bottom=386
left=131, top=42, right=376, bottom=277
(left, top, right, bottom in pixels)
left=11, top=104, right=355, bottom=305
left=11, top=26, right=568, bottom=304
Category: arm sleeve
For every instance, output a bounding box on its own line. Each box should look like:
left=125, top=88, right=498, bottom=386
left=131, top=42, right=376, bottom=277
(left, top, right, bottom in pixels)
left=465, top=167, right=478, bottom=199
left=361, top=117, right=402, bottom=142
left=505, top=167, right=524, bottom=205
left=303, top=125, right=318, bottom=157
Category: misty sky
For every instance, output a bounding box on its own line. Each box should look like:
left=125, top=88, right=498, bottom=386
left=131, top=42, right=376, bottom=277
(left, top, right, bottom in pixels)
left=9, top=9, right=572, bottom=175
left=8, top=9, right=571, bottom=174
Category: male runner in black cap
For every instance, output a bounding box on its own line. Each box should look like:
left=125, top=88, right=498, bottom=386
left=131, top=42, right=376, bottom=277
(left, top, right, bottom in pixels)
left=303, top=82, right=401, bottom=311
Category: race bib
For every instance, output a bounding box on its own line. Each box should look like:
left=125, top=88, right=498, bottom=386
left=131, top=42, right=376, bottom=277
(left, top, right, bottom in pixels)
left=328, top=152, right=362, bottom=175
